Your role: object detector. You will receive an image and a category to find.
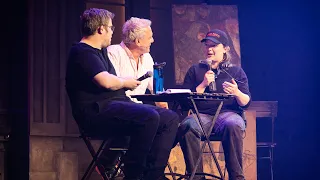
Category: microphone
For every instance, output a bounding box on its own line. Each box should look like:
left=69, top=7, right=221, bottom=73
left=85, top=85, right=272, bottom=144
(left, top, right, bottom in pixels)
left=137, top=71, right=153, bottom=81
left=205, top=60, right=217, bottom=92
left=209, top=80, right=216, bottom=92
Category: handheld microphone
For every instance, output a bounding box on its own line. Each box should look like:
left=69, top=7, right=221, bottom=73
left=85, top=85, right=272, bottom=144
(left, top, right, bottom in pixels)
left=209, top=81, right=216, bottom=92
left=137, top=71, right=153, bottom=81
left=205, top=60, right=217, bottom=92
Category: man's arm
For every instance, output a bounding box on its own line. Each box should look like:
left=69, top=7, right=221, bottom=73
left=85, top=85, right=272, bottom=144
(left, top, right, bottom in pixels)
left=79, top=50, right=140, bottom=91
left=93, top=72, right=125, bottom=90
left=93, top=71, right=141, bottom=91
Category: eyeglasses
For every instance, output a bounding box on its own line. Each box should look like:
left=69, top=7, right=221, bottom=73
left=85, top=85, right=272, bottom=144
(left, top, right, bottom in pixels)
left=104, top=25, right=115, bottom=32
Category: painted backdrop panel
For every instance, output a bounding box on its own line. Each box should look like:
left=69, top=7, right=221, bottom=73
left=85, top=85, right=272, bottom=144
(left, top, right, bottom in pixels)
left=172, top=5, right=241, bottom=84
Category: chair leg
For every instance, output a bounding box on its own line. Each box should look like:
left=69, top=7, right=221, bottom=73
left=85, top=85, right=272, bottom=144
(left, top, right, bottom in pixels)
left=111, top=150, right=126, bottom=179
left=269, top=147, right=274, bottom=180
left=82, top=139, right=110, bottom=180
left=111, top=162, right=123, bottom=179
left=223, top=166, right=227, bottom=177
left=82, top=157, right=100, bottom=180
left=166, top=162, right=177, bottom=180
left=187, top=142, right=224, bottom=180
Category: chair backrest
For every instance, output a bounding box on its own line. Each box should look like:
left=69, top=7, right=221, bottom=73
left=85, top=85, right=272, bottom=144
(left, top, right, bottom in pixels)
left=248, top=101, right=278, bottom=118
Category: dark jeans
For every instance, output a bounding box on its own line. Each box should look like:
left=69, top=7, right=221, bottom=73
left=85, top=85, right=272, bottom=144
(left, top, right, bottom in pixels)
left=176, top=112, right=245, bottom=180
left=86, top=100, right=179, bottom=180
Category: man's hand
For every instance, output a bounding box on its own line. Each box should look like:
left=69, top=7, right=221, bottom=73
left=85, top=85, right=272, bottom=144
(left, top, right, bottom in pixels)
left=155, top=102, right=169, bottom=109
left=200, top=70, right=215, bottom=87
left=222, top=79, right=240, bottom=96
left=122, top=77, right=141, bottom=90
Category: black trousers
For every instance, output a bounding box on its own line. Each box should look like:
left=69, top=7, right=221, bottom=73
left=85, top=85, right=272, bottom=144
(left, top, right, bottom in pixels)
left=86, top=100, right=179, bottom=180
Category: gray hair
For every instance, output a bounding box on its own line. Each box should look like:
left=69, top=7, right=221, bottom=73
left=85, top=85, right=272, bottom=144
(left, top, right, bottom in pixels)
left=122, top=17, right=152, bottom=45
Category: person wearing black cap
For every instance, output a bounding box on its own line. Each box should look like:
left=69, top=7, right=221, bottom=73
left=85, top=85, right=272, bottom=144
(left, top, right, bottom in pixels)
left=175, top=29, right=251, bottom=180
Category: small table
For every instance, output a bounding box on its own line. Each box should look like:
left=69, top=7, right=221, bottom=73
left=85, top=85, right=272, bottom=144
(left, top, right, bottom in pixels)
left=131, top=92, right=234, bottom=180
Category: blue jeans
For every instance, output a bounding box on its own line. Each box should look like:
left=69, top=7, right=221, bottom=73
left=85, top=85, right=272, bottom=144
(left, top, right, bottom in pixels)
left=176, top=112, right=245, bottom=180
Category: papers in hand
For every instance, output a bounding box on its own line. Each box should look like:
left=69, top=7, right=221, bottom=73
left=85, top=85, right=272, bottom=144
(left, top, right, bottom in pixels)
left=163, top=89, right=191, bottom=94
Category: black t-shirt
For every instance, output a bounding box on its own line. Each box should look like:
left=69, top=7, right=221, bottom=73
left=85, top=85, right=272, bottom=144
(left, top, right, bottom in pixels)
left=65, top=43, right=128, bottom=118
left=182, top=63, right=251, bottom=115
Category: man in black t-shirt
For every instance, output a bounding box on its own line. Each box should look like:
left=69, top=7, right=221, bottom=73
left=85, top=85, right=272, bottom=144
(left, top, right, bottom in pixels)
left=65, top=8, right=179, bottom=180
left=175, top=29, right=251, bottom=180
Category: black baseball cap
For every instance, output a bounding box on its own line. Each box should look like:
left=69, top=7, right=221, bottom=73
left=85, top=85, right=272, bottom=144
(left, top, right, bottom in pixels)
left=201, top=29, right=229, bottom=46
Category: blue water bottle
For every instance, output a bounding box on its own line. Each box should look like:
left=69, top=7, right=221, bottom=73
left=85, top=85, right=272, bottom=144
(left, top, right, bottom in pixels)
left=153, top=62, right=166, bottom=94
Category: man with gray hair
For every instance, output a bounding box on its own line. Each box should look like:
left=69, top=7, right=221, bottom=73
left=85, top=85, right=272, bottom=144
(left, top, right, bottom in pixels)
left=96, top=16, right=170, bottom=179
left=107, top=17, right=168, bottom=108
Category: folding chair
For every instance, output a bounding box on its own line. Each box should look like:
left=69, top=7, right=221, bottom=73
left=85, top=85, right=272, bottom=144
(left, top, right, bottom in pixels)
left=166, top=162, right=178, bottom=180
left=80, top=128, right=177, bottom=180
left=79, top=129, right=127, bottom=180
